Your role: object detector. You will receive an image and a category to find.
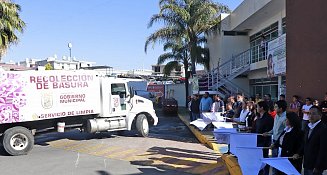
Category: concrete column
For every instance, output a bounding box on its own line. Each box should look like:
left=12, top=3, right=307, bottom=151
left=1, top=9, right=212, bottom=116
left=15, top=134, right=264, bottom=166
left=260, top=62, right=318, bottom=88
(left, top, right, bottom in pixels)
left=278, top=76, right=282, bottom=98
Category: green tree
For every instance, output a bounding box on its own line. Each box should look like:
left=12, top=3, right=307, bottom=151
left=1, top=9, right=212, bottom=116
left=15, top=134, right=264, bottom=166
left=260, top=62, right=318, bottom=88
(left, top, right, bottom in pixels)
left=0, top=0, right=26, bottom=59
left=45, top=63, right=53, bottom=70
left=157, top=38, right=209, bottom=106
left=145, top=0, right=229, bottom=106
left=145, top=0, right=229, bottom=74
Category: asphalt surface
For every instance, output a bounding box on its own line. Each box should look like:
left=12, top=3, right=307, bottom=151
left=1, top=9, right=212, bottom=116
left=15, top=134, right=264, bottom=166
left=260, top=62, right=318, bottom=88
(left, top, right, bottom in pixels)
left=0, top=108, right=227, bottom=175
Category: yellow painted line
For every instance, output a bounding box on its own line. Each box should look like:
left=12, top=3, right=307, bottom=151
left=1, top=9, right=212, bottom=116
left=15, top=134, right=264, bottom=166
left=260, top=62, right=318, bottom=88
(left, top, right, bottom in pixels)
left=118, top=150, right=145, bottom=160
left=150, top=159, right=173, bottom=169
left=152, top=156, right=178, bottom=166
left=75, top=144, right=107, bottom=154
left=106, top=149, right=139, bottom=159
left=159, top=157, right=204, bottom=169
left=171, top=157, right=202, bottom=168
left=125, top=153, right=150, bottom=161
left=49, top=140, right=77, bottom=148
left=93, top=146, right=121, bottom=157
left=63, top=142, right=90, bottom=151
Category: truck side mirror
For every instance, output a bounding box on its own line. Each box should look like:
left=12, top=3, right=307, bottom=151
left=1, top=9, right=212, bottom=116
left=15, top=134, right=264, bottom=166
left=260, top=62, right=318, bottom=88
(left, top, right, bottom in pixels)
left=129, top=87, right=134, bottom=98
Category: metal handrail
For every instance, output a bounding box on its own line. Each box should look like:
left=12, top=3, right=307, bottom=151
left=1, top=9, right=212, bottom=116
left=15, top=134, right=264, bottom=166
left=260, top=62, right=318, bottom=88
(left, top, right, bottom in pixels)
left=208, top=49, right=251, bottom=95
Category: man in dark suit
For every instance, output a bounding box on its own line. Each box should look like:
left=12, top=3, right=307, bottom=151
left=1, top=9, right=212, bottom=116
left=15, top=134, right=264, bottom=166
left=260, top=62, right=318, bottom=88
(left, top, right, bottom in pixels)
left=295, top=106, right=327, bottom=175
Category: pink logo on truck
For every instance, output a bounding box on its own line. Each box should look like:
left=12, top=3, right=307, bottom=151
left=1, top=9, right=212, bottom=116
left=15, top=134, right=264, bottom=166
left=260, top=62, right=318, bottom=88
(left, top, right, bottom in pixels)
left=0, top=73, right=27, bottom=124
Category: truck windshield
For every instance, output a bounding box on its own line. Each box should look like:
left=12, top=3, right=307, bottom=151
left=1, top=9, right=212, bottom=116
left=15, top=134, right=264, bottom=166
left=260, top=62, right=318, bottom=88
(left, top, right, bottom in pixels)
left=111, top=83, right=126, bottom=98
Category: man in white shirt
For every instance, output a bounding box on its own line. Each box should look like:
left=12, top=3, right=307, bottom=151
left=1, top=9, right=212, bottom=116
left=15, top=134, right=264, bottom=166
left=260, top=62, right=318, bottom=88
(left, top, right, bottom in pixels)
left=302, top=98, right=313, bottom=131
left=264, top=100, right=287, bottom=175
left=233, top=102, right=249, bottom=128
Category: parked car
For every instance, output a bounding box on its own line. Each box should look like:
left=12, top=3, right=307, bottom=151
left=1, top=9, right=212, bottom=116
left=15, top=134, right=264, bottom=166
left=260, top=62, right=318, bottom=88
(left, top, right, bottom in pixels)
left=162, top=98, right=178, bottom=114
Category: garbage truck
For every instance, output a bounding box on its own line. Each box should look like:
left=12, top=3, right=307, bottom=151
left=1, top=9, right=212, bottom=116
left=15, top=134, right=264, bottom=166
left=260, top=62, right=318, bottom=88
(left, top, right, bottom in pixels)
left=0, top=70, right=158, bottom=156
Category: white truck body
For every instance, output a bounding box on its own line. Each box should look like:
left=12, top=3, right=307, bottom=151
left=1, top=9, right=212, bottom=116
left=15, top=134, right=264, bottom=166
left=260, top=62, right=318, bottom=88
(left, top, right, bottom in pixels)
left=0, top=70, right=158, bottom=156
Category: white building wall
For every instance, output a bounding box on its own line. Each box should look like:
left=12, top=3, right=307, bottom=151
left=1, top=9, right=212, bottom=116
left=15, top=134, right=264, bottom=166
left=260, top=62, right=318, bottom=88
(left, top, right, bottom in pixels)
left=208, top=0, right=286, bottom=73
left=220, top=36, right=250, bottom=65
left=207, top=32, right=250, bottom=70
left=248, top=9, right=286, bottom=36
left=165, top=83, right=192, bottom=107
left=230, top=0, right=272, bottom=30
left=207, top=32, right=221, bottom=69
left=248, top=69, right=268, bottom=79
left=231, top=78, right=250, bottom=95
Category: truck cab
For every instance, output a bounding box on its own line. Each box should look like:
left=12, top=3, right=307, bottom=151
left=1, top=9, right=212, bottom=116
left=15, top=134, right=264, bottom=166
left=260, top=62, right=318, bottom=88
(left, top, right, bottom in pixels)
left=87, top=77, right=158, bottom=136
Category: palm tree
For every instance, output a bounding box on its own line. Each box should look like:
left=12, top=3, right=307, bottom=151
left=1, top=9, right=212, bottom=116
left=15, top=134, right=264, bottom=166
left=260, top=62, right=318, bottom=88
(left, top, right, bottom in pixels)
left=145, top=0, right=229, bottom=106
left=145, top=0, right=229, bottom=74
left=0, top=0, right=26, bottom=59
left=156, top=37, right=210, bottom=106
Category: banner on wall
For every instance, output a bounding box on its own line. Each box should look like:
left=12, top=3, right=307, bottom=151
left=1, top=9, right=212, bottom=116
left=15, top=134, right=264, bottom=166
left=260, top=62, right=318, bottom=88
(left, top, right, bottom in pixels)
left=267, top=34, right=286, bottom=78
left=147, top=84, right=165, bottom=99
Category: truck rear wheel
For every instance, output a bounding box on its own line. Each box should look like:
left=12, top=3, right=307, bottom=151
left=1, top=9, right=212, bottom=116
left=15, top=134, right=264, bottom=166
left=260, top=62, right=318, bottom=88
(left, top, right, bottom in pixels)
left=136, top=114, right=149, bottom=137
left=2, top=126, right=34, bottom=156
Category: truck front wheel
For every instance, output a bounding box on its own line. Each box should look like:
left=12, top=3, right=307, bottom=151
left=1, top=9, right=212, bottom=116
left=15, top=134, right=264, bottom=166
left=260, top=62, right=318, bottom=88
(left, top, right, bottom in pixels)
left=136, top=114, right=149, bottom=137
left=2, top=126, right=34, bottom=156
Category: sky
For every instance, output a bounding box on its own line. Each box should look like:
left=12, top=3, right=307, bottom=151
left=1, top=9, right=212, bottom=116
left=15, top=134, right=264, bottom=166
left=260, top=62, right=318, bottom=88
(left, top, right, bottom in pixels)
left=4, top=0, right=243, bottom=70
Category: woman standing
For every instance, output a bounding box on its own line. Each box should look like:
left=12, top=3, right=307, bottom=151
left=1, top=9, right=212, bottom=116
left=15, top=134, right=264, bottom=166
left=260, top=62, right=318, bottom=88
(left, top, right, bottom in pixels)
left=271, top=112, right=303, bottom=174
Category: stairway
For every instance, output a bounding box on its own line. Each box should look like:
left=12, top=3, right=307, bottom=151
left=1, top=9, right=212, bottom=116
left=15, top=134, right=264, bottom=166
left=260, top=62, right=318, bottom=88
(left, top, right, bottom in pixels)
left=198, top=49, right=251, bottom=97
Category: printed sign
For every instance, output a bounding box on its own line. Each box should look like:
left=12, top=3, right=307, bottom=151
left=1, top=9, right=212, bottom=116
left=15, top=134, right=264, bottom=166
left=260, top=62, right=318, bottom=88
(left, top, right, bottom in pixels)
left=267, top=34, right=286, bottom=77
left=147, top=84, right=165, bottom=99
left=0, top=71, right=101, bottom=124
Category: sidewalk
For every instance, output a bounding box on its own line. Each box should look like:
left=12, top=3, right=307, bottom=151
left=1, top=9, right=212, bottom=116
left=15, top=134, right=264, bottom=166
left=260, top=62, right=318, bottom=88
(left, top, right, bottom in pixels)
left=177, top=107, right=224, bottom=152
left=178, top=108, right=246, bottom=175
left=178, top=108, right=242, bottom=174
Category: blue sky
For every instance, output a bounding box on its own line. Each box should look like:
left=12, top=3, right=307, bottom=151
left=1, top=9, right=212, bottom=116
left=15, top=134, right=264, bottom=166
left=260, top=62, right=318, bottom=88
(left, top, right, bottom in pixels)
left=4, top=0, right=243, bottom=70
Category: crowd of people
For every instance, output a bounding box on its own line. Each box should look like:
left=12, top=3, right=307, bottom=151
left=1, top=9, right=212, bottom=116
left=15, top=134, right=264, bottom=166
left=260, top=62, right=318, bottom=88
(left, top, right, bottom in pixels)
left=187, top=92, right=327, bottom=175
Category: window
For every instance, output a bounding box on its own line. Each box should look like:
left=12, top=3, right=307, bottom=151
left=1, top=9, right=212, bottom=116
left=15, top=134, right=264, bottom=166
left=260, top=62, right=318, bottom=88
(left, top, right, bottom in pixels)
left=154, top=66, right=160, bottom=73
left=250, top=77, right=281, bottom=101
left=250, top=22, right=279, bottom=63
left=223, top=31, right=248, bottom=36
left=282, top=17, right=286, bottom=34
left=111, top=83, right=126, bottom=98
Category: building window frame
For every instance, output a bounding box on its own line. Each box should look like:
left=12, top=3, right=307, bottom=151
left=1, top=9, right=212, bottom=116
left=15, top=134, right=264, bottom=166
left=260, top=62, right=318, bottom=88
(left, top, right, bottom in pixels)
left=250, top=22, right=279, bottom=63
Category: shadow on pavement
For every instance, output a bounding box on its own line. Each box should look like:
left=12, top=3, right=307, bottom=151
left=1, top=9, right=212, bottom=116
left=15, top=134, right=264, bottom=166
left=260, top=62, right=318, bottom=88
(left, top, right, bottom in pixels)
left=0, top=145, right=9, bottom=156
left=96, top=170, right=111, bottom=175
left=130, top=146, right=228, bottom=175
left=34, top=129, right=116, bottom=146
left=143, top=146, right=219, bottom=161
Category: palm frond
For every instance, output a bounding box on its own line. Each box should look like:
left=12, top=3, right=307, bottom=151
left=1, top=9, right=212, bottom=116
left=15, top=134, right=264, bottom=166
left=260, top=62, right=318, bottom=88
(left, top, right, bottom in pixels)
left=160, top=4, right=190, bottom=22
left=144, top=27, right=181, bottom=53
left=157, top=52, right=177, bottom=65
left=0, top=1, right=25, bottom=57
left=147, top=14, right=184, bottom=29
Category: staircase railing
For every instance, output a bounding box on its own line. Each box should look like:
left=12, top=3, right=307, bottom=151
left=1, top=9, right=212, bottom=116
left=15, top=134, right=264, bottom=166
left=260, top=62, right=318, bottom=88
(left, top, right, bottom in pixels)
left=198, top=49, right=252, bottom=96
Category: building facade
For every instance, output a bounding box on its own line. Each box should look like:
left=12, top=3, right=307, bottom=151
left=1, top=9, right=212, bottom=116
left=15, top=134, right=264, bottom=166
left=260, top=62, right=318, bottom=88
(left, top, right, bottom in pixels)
left=206, top=0, right=286, bottom=100
left=18, top=58, right=40, bottom=68
left=151, top=64, right=184, bottom=78
left=36, top=56, right=95, bottom=70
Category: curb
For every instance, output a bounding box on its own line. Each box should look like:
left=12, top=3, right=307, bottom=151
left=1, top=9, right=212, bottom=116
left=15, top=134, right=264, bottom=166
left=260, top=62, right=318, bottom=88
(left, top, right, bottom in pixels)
left=177, top=113, right=220, bottom=152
